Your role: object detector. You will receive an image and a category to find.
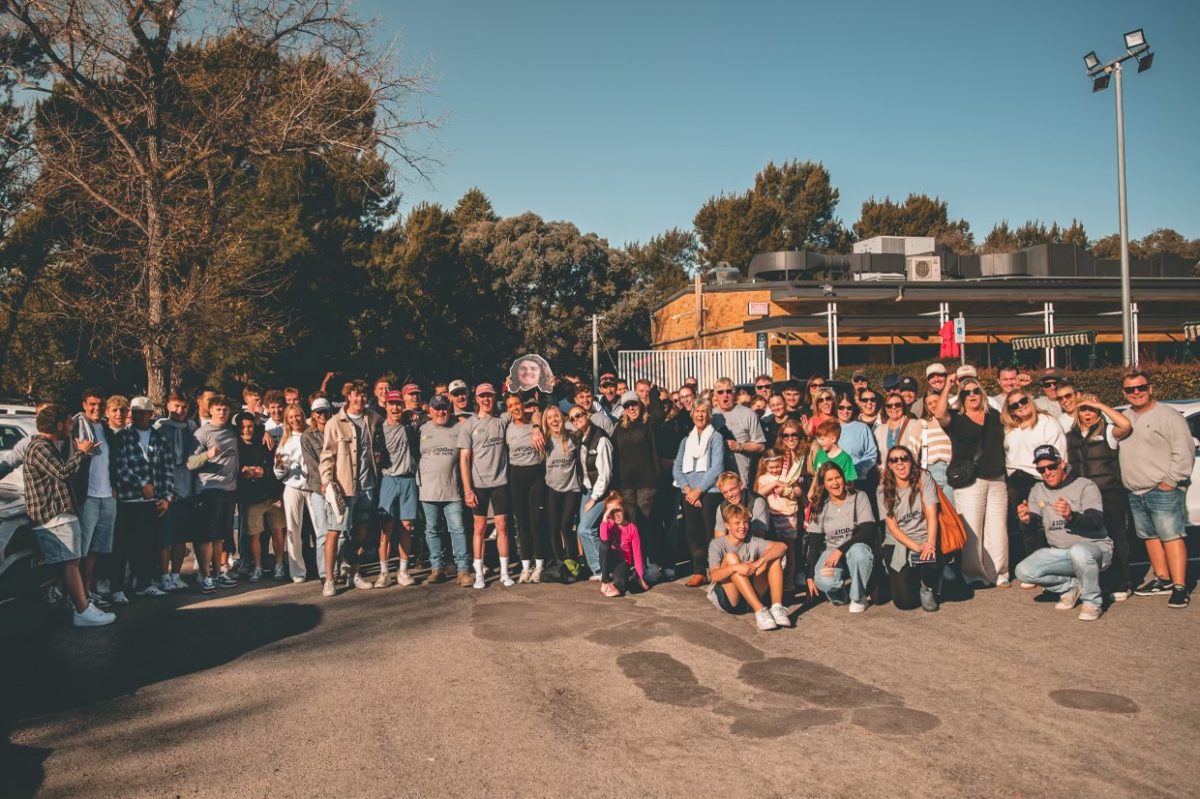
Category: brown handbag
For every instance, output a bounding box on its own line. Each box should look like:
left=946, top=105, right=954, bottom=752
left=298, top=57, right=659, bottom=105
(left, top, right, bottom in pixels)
left=935, top=482, right=967, bottom=554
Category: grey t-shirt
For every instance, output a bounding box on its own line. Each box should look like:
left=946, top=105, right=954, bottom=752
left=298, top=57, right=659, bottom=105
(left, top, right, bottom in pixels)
left=457, top=414, right=510, bottom=489
left=877, top=472, right=938, bottom=545
left=347, top=413, right=375, bottom=492
left=714, top=491, right=770, bottom=537
left=806, top=491, right=873, bottom=549
left=707, top=534, right=771, bottom=569
left=506, top=422, right=544, bottom=468
left=417, top=420, right=462, bottom=502
left=711, top=403, right=766, bottom=485
left=1027, top=474, right=1110, bottom=549
left=380, top=420, right=416, bottom=477
left=193, top=423, right=239, bottom=492
left=544, top=435, right=581, bottom=493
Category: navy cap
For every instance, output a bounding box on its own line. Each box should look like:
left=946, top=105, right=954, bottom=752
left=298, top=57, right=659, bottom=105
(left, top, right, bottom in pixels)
left=882, top=374, right=900, bottom=390
left=428, top=395, right=451, bottom=410
left=1032, top=444, right=1062, bottom=464
left=898, top=376, right=919, bottom=391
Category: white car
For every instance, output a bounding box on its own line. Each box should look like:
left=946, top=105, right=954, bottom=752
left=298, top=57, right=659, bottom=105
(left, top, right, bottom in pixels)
left=1158, top=400, right=1200, bottom=528
left=0, top=414, right=37, bottom=492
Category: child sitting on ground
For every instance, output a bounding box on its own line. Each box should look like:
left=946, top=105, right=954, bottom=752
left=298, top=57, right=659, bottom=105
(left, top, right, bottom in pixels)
left=810, top=419, right=857, bottom=497
left=755, top=450, right=803, bottom=592
left=599, top=492, right=649, bottom=597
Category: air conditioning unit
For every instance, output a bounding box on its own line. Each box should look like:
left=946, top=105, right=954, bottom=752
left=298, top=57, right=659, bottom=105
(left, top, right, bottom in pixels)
left=906, top=255, right=942, bottom=282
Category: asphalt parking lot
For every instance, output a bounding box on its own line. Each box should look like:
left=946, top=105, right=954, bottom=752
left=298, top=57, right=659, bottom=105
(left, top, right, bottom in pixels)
left=1, top=572, right=1197, bottom=799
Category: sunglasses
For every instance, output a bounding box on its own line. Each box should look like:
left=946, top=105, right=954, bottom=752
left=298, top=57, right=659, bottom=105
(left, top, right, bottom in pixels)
left=1008, top=397, right=1030, bottom=411
left=755, top=384, right=771, bottom=390
left=781, top=433, right=800, bottom=439
left=1035, top=462, right=1061, bottom=474
left=568, top=413, right=587, bottom=421
left=1122, top=383, right=1150, bottom=395
left=623, top=402, right=640, bottom=408
left=819, top=397, right=833, bottom=404
left=1057, top=391, right=1075, bottom=401
left=961, top=388, right=983, bottom=397
left=860, top=396, right=878, bottom=403
left=837, top=405, right=854, bottom=411
left=888, top=455, right=912, bottom=464
left=885, top=402, right=903, bottom=409
left=1041, top=381, right=1058, bottom=388
left=715, top=388, right=733, bottom=395
left=313, top=410, right=331, bottom=417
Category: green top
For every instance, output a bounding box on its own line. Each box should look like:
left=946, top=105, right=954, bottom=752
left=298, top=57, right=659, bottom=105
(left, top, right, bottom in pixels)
left=813, top=448, right=858, bottom=482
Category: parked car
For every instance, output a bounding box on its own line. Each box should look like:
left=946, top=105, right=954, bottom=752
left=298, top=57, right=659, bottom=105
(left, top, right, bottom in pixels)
left=0, top=483, right=48, bottom=606
left=0, top=414, right=38, bottom=491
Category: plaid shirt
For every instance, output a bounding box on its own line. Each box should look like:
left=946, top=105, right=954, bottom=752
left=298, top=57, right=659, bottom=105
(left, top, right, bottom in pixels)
left=23, top=436, right=89, bottom=525
left=114, top=426, right=176, bottom=502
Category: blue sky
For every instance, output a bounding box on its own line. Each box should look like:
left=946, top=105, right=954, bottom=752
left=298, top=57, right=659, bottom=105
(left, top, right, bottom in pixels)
left=371, top=0, right=1199, bottom=248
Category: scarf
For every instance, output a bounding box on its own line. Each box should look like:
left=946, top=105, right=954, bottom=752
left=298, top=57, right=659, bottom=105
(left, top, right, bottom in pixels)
left=682, top=424, right=714, bottom=474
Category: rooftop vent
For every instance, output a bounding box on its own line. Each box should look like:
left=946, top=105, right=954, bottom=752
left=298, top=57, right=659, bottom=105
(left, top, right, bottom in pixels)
left=712, top=262, right=741, bottom=284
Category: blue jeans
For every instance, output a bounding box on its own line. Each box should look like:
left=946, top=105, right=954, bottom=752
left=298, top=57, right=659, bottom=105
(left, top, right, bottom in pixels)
left=1014, top=541, right=1112, bottom=606
left=1128, top=487, right=1188, bottom=543
left=577, top=496, right=606, bottom=574
left=422, top=500, right=469, bottom=571
left=305, top=491, right=331, bottom=579
left=813, top=543, right=873, bottom=603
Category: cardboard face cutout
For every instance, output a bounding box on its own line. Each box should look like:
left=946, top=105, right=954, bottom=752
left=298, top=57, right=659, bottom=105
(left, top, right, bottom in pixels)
left=509, top=354, right=554, bottom=394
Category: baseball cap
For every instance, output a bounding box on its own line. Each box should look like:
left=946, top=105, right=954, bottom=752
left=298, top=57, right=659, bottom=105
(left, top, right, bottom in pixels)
left=448, top=379, right=468, bottom=395
left=475, top=383, right=496, bottom=397
left=401, top=383, right=421, bottom=395
left=130, top=396, right=154, bottom=412
left=599, top=372, right=617, bottom=386
left=898, top=376, right=919, bottom=392
left=852, top=368, right=868, bottom=380
left=1041, top=368, right=1065, bottom=383
left=956, top=365, right=978, bottom=379
left=384, top=390, right=404, bottom=403
left=428, top=395, right=451, bottom=411
left=882, top=374, right=900, bottom=391
left=1032, top=444, right=1062, bottom=464
left=619, top=391, right=639, bottom=406
left=310, top=398, right=332, bottom=413
left=925, top=363, right=947, bottom=378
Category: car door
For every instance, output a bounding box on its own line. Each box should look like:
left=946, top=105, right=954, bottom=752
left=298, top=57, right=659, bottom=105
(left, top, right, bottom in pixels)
left=1186, top=410, right=1200, bottom=527
left=0, top=423, right=29, bottom=490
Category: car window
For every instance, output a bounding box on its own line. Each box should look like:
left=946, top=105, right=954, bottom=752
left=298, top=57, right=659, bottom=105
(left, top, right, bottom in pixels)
left=0, top=425, right=26, bottom=450
left=1187, top=412, right=1200, bottom=443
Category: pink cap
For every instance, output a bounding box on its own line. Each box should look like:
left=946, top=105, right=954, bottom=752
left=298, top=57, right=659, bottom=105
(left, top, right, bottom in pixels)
left=401, top=383, right=421, bottom=395
left=475, top=383, right=496, bottom=397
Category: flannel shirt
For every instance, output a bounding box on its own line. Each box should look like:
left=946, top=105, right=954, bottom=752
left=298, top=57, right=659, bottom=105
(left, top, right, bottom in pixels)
left=23, top=436, right=89, bottom=525
left=114, top=426, right=176, bottom=502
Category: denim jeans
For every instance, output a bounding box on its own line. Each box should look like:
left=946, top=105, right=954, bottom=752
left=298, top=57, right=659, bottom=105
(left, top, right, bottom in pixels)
left=577, top=496, right=607, bottom=574
left=1128, top=487, right=1188, bottom=543
left=1014, top=540, right=1112, bottom=606
left=305, top=490, right=330, bottom=579
left=812, top=542, right=873, bottom=603
left=78, top=495, right=117, bottom=556
left=422, top=500, right=469, bottom=571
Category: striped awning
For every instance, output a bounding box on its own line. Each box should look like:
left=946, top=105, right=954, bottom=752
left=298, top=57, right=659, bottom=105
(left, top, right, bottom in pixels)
left=1010, top=330, right=1097, bottom=351
left=1185, top=322, right=1200, bottom=342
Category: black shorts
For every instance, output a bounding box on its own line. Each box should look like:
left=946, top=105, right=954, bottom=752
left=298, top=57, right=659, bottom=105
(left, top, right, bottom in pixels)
left=471, top=485, right=511, bottom=519
left=714, top=583, right=761, bottom=615
left=164, top=496, right=202, bottom=543
left=200, top=490, right=235, bottom=542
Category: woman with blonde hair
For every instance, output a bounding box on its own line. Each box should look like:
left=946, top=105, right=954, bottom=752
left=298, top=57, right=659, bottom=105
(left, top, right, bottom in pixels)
left=272, top=405, right=310, bottom=583
left=541, top=404, right=583, bottom=579
left=1001, top=387, right=1067, bottom=569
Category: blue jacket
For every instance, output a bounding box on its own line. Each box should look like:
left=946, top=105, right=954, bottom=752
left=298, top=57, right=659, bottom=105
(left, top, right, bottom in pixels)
left=838, top=420, right=879, bottom=476
left=672, top=426, right=726, bottom=493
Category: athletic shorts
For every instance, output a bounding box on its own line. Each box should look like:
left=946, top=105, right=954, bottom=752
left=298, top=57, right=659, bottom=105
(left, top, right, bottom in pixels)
left=163, top=496, right=201, bottom=544
left=711, top=583, right=755, bottom=615
left=378, top=474, right=419, bottom=522
left=471, top=484, right=510, bottom=519
left=200, top=490, right=236, bottom=543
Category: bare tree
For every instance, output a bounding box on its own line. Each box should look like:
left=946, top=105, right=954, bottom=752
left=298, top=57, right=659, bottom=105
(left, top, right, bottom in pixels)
left=1, top=0, right=432, bottom=405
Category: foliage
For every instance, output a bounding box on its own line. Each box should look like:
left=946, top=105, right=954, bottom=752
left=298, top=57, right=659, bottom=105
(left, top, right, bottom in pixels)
left=853, top=194, right=975, bottom=254
left=980, top=219, right=1088, bottom=254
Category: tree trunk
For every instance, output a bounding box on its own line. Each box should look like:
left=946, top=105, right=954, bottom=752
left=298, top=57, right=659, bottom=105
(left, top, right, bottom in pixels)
left=144, top=191, right=169, bottom=409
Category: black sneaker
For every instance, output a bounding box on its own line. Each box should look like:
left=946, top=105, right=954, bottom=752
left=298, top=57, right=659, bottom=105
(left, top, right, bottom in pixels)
left=1134, top=578, right=1173, bottom=596
left=1167, top=585, right=1190, bottom=609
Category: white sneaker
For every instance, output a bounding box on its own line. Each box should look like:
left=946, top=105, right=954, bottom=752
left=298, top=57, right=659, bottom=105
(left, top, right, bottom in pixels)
left=167, top=574, right=186, bottom=591
left=1055, top=585, right=1082, bottom=610
left=291, top=576, right=305, bottom=584
left=754, top=607, right=779, bottom=631
left=273, top=564, right=286, bottom=581
left=1110, top=589, right=1132, bottom=602
left=137, top=584, right=167, bottom=597
left=1078, top=603, right=1102, bottom=621
left=518, top=567, right=532, bottom=584
left=995, top=576, right=1012, bottom=588
left=374, top=570, right=392, bottom=589
left=769, top=604, right=792, bottom=628
left=322, top=580, right=336, bottom=597
left=473, top=573, right=486, bottom=589
left=73, top=602, right=116, bottom=627
left=249, top=567, right=263, bottom=583
left=201, top=576, right=216, bottom=594
left=587, top=574, right=602, bottom=582
left=848, top=600, right=867, bottom=614
left=529, top=567, right=543, bottom=584
left=353, top=574, right=373, bottom=590
left=500, top=574, right=515, bottom=587
left=110, top=591, right=130, bottom=605
left=396, top=570, right=415, bottom=587
left=96, top=578, right=111, bottom=595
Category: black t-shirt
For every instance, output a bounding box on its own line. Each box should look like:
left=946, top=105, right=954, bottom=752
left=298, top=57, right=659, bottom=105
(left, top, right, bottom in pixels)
left=945, top=408, right=1006, bottom=480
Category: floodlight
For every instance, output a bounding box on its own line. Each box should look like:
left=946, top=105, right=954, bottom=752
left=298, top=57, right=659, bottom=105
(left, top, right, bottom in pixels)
left=1092, top=74, right=1111, bottom=92
left=1136, top=51, right=1154, bottom=73
left=1124, top=29, right=1146, bottom=53
left=1083, top=51, right=1100, bottom=73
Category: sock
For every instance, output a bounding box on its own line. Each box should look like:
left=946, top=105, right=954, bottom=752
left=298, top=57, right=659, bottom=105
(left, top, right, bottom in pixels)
left=500, top=556, right=510, bottom=576
left=399, top=558, right=409, bottom=573
left=535, top=559, right=544, bottom=571
left=474, top=559, right=484, bottom=577
left=521, top=559, right=531, bottom=571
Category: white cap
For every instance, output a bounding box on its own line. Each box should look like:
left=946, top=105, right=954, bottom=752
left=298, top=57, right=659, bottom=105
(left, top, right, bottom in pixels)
left=130, top=396, right=154, bottom=412
left=619, top=391, right=639, bottom=406
left=956, top=364, right=978, bottom=379
left=310, top=398, right=333, bottom=413
left=925, top=363, right=947, bottom=378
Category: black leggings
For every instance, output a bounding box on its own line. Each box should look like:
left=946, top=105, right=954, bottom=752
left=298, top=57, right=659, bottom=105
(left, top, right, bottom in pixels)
left=882, top=544, right=941, bottom=610
left=1100, top=487, right=1131, bottom=592
left=509, top=464, right=547, bottom=560
left=682, top=492, right=723, bottom=574
left=620, top=487, right=662, bottom=565
left=545, top=488, right=581, bottom=561
left=1006, top=470, right=1041, bottom=561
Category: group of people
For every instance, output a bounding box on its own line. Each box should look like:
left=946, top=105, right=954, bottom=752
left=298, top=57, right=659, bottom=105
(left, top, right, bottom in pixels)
left=8, top=361, right=1193, bottom=630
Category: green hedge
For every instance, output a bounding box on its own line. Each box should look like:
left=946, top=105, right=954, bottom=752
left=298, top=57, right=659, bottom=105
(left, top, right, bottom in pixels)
left=833, top=361, right=1200, bottom=406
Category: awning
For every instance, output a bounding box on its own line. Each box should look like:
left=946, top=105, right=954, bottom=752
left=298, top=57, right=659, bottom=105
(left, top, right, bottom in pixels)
left=1010, top=330, right=1097, bottom=351
left=1185, top=321, right=1200, bottom=342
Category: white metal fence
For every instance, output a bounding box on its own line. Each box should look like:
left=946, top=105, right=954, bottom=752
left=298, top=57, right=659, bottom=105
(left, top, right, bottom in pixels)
left=617, top=349, right=770, bottom=391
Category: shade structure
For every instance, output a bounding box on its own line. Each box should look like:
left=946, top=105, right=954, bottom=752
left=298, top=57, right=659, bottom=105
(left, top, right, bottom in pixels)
left=1185, top=322, right=1200, bottom=342
left=1010, top=330, right=1097, bottom=351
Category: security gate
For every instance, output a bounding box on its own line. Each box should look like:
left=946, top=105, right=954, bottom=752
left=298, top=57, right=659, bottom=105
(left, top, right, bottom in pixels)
left=617, top=349, right=770, bottom=391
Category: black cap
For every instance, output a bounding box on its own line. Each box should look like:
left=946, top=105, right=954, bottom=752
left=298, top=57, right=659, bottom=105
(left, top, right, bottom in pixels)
left=1032, top=444, right=1062, bottom=464
left=428, top=395, right=451, bottom=411
left=898, top=376, right=919, bottom=391
left=882, top=373, right=900, bottom=390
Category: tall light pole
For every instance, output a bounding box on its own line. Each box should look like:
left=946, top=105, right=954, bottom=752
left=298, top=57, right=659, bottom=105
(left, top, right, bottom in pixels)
left=1084, top=29, right=1154, bottom=367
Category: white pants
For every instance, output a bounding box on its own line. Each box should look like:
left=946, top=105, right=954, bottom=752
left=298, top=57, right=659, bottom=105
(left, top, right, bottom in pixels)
left=954, top=477, right=1008, bottom=585
left=281, top=486, right=308, bottom=581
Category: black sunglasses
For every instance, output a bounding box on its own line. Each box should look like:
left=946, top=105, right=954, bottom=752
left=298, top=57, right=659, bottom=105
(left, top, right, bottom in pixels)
left=1008, top=397, right=1030, bottom=412
left=961, top=388, right=983, bottom=397
left=715, top=388, right=733, bottom=395
left=888, top=455, right=911, bottom=464
left=755, top=384, right=771, bottom=390
left=837, top=404, right=854, bottom=411
left=1057, top=391, right=1075, bottom=401
left=1041, top=380, right=1058, bottom=387
left=1035, top=462, right=1061, bottom=474
left=568, top=413, right=586, bottom=421
left=1122, top=383, right=1150, bottom=395
left=859, top=396, right=878, bottom=403
left=885, top=402, right=903, bottom=409
left=781, top=433, right=800, bottom=439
